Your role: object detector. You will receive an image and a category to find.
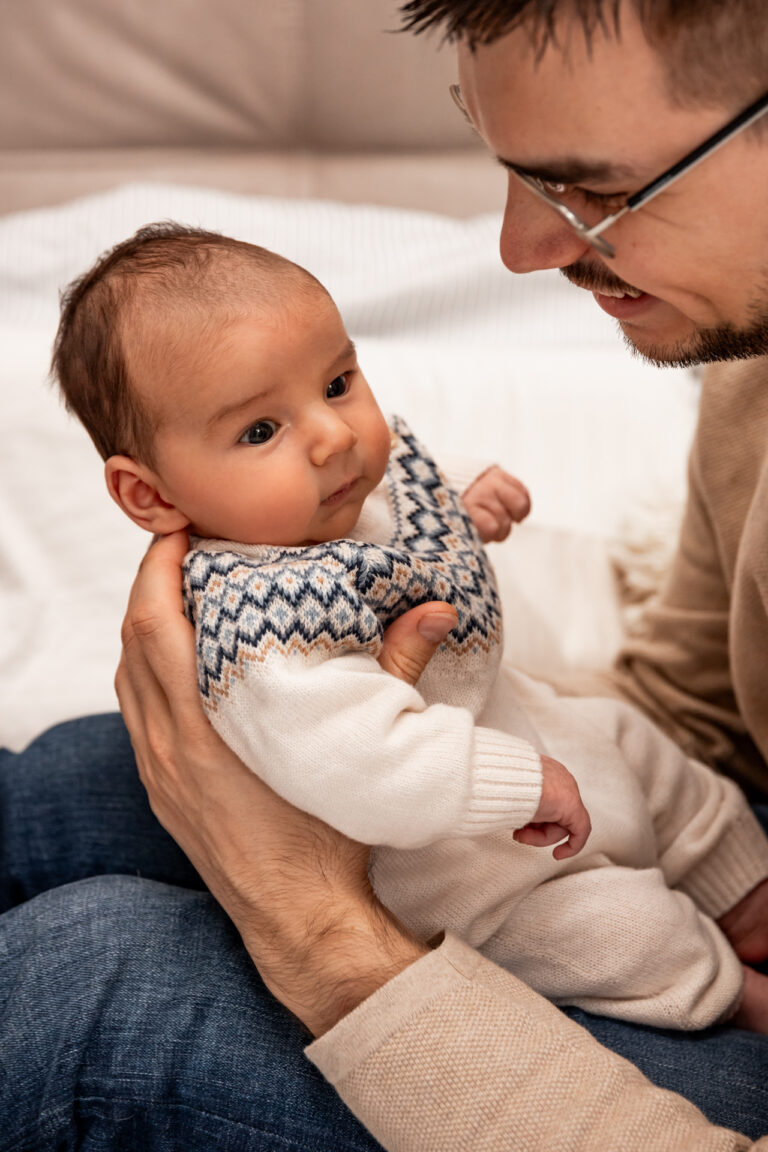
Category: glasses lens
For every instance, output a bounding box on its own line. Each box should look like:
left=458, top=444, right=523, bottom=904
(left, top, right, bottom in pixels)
left=511, top=171, right=617, bottom=257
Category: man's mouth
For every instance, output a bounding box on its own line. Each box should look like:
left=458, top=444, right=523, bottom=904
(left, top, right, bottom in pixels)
left=561, top=267, right=645, bottom=300
left=592, top=284, right=644, bottom=300
left=560, top=265, right=654, bottom=320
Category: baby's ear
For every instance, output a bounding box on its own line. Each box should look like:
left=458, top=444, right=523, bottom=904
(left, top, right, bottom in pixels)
left=105, top=455, right=190, bottom=534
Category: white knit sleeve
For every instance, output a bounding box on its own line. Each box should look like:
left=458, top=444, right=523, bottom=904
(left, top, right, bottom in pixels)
left=184, top=552, right=542, bottom=850
left=579, top=695, right=768, bottom=919
left=209, top=652, right=542, bottom=849
left=434, top=452, right=496, bottom=496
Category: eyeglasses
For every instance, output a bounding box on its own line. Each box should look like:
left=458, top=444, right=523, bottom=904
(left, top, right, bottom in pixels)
left=449, top=83, right=768, bottom=259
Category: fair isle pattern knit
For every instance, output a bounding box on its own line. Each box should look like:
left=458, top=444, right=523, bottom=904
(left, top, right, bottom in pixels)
left=180, top=417, right=767, bottom=1031
left=183, top=416, right=502, bottom=713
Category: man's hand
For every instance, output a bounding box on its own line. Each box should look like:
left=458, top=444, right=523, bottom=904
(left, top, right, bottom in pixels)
left=718, top=877, right=768, bottom=965
left=514, top=755, right=591, bottom=860
left=115, top=531, right=454, bottom=1035
left=462, top=466, right=531, bottom=543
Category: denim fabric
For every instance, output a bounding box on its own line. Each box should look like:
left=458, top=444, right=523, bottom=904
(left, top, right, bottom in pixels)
left=0, top=717, right=382, bottom=1151
left=0, top=876, right=383, bottom=1152
left=0, top=714, right=203, bottom=911
left=1, top=715, right=767, bottom=1147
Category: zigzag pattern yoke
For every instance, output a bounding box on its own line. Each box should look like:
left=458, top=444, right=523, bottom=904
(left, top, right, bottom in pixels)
left=183, top=417, right=502, bottom=702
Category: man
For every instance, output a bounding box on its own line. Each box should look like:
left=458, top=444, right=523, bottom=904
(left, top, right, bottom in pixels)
left=414, top=0, right=768, bottom=805
left=6, top=1, right=768, bottom=1147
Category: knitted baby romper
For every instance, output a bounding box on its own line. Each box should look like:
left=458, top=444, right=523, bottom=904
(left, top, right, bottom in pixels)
left=183, top=417, right=768, bottom=1029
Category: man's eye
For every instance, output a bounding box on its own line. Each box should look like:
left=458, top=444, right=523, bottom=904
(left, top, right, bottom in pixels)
left=576, top=187, right=628, bottom=209
left=546, top=181, right=627, bottom=210
left=239, top=420, right=277, bottom=445
left=327, top=374, right=348, bottom=398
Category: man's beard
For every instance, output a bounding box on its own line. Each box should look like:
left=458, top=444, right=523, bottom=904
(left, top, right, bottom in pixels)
left=649, top=315, right=768, bottom=368
left=560, top=263, right=768, bottom=368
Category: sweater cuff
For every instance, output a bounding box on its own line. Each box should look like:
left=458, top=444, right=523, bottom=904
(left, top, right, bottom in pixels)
left=678, top=807, right=768, bottom=919
left=457, top=729, right=542, bottom=836
left=305, top=933, right=482, bottom=1086
left=437, top=453, right=496, bottom=496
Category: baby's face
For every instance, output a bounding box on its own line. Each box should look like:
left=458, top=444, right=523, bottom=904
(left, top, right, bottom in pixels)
left=141, top=290, right=392, bottom=545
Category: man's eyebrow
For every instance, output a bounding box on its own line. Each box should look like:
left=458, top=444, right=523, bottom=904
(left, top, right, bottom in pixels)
left=496, top=154, right=639, bottom=184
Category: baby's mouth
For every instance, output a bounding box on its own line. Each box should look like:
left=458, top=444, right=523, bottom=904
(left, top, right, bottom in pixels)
left=322, top=478, right=358, bottom=505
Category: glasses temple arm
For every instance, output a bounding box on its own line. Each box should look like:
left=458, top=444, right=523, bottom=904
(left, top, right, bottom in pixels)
left=626, top=90, right=768, bottom=212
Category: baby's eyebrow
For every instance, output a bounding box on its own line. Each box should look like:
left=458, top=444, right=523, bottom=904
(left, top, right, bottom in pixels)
left=205, top=340, right=357, bottom=431
left=329, top=338, right=357, bottom=371
left=206, top=387, right=273, bottom=431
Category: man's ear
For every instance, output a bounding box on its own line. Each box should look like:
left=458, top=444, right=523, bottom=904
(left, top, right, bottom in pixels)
left=105, top=455, right=191, bottom=534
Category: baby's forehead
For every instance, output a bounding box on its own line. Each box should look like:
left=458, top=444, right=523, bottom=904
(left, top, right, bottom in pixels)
left=124, top=272, right=339, bottom=410
left=127, top=255, right=327, bottom=338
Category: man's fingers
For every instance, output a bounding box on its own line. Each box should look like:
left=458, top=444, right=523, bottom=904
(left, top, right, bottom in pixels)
left=119, top=529, right=213, bottom=746
left=379, top=601, right=457, bottom=686
left=124, top=531, right=189, bottom=639
left=121, top=530, right=200, bottom=699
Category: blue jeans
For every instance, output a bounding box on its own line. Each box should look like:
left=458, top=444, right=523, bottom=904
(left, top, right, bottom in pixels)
left=1, top=715, right=767, bottom=1149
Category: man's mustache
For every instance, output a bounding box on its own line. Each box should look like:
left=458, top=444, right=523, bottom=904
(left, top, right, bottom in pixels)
left=560, top=262, right=641, bottom=296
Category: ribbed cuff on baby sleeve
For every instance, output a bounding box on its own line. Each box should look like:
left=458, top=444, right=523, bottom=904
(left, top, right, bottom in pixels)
left=456, top=729, right=542, bottom=835
left=437, top=455, right=497, bottom=496
left=679, top=806, right=768, bottom=920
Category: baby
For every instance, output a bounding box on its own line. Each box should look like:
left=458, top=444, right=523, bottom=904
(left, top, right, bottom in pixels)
left=54, top=221, right=768, bottom=1033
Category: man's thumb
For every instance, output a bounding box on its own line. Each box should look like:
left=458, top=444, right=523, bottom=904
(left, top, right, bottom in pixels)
left=378, top=601, right=457, bottom=685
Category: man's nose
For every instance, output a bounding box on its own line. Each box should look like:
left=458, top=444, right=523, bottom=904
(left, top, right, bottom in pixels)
left=308, top=409, right=357, bottom=466
left=499, top=173, right=592, bottom=274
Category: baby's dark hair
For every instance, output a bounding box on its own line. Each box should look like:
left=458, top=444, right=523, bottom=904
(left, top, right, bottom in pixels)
left=52, top=222, right=322, bottom=465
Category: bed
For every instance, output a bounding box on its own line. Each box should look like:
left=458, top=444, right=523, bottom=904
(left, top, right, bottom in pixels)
left=0, top=0, right=696, bottom=750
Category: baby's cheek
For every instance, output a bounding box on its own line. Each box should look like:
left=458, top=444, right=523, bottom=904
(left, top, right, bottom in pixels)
left=370, top=415, right=394, bottom=478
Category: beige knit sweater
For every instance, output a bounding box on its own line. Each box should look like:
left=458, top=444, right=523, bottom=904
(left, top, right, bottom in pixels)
left=614, top=356, right=768, bottom=801
left=306, top=356, right=768, bottom=1150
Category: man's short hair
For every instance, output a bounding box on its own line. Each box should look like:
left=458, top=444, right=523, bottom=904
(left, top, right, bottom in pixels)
left=400, top=0, right=767, bottom=111
left=52, top=222, right=320, bottom=465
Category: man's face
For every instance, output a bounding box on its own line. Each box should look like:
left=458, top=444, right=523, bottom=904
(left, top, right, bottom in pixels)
left=456, top=7, right=768, bottom=365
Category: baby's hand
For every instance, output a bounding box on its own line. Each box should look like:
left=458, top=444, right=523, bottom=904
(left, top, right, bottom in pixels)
left=514, top=755, right=591, bottom=860
left=462, top=467, right=531, bottom=543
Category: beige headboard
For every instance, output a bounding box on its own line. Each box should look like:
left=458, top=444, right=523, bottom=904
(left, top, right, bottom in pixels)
left=0, top=0, right=504, bottom=216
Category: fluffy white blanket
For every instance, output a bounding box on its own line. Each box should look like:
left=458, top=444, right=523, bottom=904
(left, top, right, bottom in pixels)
left=0, top=184, right=696, bottom=749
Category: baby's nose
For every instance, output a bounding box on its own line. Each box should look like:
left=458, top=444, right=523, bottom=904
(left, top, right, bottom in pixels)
left=309, top=413, right=357, bottom=465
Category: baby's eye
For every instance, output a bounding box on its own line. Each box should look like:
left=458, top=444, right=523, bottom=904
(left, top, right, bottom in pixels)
left=327, top=374, right=349, bottom=399
left=239, top=420, right=277, bottom=446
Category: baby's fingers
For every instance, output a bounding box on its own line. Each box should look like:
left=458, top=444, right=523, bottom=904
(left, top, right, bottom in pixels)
left=514, top=814, right=591, bottom=859
left=497, top=473, right=531, bottom=522
left=514, top=822, right=570, bottom=849
left=469, top=505, right=509, bottom=543
left=553, top=809, right=592, bottom=860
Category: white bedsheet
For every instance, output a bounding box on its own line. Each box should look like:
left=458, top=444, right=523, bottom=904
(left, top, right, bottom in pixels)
left=0, top=184, right=697, bottom=749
